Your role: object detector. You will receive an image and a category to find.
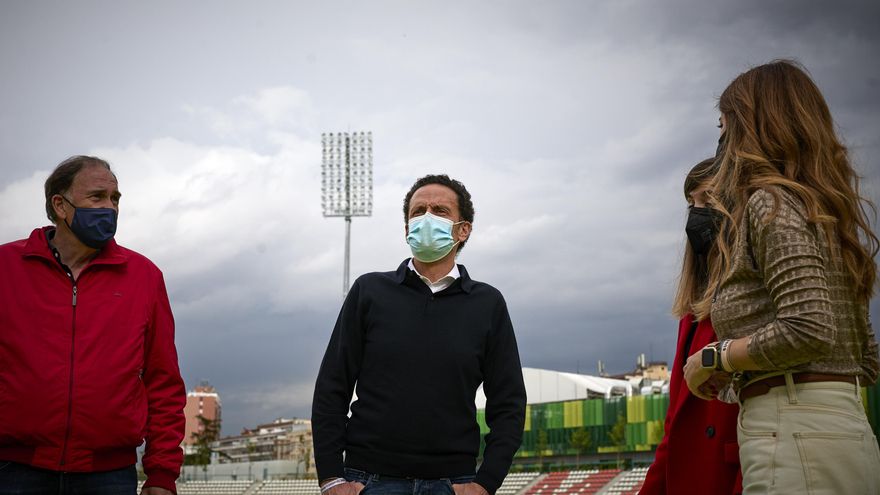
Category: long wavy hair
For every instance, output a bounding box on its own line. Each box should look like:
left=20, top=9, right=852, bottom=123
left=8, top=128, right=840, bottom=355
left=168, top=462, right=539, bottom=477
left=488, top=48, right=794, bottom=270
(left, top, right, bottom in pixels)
left=694, top=60, right=879, bottom=319
left=672, top=158, right=718, bottom=319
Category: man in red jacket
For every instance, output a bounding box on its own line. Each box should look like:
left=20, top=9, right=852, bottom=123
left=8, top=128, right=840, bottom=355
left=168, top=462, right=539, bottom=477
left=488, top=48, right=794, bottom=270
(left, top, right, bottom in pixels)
left=0, top=156, right=186, bottom=494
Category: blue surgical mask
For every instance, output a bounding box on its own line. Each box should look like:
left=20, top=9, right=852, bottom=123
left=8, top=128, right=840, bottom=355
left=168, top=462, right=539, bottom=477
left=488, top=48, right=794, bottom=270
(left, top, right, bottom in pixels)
left=406, top=212, right=464, bottom=263
left=62, top=196, right=118, bottom=249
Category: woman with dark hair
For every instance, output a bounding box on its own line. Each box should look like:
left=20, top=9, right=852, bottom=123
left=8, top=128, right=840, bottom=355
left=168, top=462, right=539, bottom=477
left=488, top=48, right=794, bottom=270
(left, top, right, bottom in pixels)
left=683, top=60, right=880, bottom=494
left=641, top=158, right=742, bottom=495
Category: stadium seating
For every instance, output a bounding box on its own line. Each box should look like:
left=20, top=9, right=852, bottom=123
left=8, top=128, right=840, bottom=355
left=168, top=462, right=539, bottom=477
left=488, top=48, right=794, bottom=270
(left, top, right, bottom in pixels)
left=255, top=473, right=542, bottom=495
left=154, top=468, right=644, bottom=495
left=256, top=479, right=321, bottom=495
left=521, top=469, right=622, bottom=495
left=496, top=472, right=542, bottom=495
left=175, top=480, right=255, bottom=495
left=601, top=466, right=648, bottom=495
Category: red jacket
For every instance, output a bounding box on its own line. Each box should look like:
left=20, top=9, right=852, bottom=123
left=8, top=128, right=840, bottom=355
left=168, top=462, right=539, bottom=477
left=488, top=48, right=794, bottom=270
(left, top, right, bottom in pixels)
left=641, top=315, right=742, bottom=495
left=0, top=227, right=185, bottom=493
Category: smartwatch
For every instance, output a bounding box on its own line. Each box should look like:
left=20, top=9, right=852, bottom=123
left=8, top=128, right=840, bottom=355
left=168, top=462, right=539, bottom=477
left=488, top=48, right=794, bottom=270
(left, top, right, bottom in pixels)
left=701, top=343, right=723, bottom=371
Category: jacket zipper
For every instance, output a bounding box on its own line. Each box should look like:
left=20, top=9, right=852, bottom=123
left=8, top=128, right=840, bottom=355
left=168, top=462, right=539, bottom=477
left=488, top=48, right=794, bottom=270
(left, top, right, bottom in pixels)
left=59, top=283, right=77, bottom=466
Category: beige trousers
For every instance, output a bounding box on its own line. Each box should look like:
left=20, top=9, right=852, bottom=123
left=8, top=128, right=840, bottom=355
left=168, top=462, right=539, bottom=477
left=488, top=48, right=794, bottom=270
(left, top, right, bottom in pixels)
left=737, top=376, right=880, bottom=494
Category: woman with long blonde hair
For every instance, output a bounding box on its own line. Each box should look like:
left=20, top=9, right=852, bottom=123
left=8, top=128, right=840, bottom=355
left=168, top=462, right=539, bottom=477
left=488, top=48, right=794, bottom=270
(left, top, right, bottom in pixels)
left=682, top=60, right=880, bottom=493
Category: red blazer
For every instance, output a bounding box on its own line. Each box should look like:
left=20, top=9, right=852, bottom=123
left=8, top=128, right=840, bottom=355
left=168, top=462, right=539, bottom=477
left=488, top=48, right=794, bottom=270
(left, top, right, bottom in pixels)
left=641, top=315, right=742, bottom=495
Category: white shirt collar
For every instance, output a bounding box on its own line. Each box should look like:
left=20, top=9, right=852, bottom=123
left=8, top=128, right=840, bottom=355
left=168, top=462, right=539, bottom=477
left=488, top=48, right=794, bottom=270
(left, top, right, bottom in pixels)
left=407, top=258, right=460, bottom=293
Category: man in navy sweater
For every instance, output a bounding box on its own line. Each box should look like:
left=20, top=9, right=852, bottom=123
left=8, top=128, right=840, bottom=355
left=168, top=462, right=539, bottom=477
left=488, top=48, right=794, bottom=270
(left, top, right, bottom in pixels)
left=312, top=174, right=526, bottom=495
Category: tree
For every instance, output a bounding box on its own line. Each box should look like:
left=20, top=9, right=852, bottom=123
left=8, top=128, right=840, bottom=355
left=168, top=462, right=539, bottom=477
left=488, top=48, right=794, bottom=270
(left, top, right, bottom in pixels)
left=569, top=428, right=592, bottom=470
left=536, top=429, right=549, bottom=472
left=184, top=414, right=222, bottom=468
left=607, top=413, right=627, bottom=469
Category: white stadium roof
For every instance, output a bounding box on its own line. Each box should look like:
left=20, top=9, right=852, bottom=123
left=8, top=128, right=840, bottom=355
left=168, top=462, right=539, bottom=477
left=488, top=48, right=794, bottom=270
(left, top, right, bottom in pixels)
left=475, top=367, right=635, bottom=409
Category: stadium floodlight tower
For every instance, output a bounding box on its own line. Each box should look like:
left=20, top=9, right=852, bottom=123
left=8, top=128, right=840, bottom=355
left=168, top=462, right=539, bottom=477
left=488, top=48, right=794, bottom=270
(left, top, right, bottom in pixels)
left=321, top=131, right=373, bottom=299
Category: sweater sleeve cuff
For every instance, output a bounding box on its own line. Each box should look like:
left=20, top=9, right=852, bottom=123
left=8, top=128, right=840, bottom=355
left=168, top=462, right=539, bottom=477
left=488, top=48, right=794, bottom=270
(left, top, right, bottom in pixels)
left=144, top=470, right=179, bottom=494
left=315, top=456, right=346, bottom=483
left=474, top=473, right=501, bottom=495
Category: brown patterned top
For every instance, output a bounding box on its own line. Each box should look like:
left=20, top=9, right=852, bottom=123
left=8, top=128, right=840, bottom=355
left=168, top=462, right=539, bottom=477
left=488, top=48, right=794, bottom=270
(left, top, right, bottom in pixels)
left=711, top=188, right=879, bottom=385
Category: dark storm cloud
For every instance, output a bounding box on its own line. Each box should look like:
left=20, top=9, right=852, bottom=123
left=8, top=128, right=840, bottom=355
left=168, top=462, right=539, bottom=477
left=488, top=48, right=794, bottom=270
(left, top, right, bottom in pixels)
left=175, top=308, right=334, bottom=432
left=1, top=0, right=879, bottom=433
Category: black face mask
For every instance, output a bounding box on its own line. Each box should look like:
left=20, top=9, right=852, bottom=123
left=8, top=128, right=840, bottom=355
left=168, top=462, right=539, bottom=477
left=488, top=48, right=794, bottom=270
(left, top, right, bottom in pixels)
left=685, top=207, right=720, bottom=256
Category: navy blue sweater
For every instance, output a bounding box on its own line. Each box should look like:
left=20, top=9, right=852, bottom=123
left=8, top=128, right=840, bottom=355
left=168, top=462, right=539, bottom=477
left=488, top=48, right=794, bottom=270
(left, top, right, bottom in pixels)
left=312, top=260, right=526, bottom=494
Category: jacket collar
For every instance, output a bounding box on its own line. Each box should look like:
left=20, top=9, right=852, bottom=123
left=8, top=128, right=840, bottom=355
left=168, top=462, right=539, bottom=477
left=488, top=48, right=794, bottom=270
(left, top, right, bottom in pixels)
left=395, top=258, right=473, bottom=294
left=22, top=226, right=129, bottom=266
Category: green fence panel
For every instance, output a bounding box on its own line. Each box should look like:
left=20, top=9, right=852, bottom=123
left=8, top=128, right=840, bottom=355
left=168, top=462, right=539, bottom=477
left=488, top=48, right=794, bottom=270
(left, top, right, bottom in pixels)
left=593, top=425, right=611, bottom=447
left=866, top=384, right=880, bottom=437
left=627, top=395, right=646, bottom=423
left=541, top=403, right=552, bottom=430
left=624, top=423, right=634, bottom=446
left=645, top=395, right=655, bottom=421
left=551, top=428, right=566, bottom=452
left=604, top=397, right=625, bottom=425
left=584, top=399, right=602, bottom=426
left=547, top=402, right=565, bottom=429
left=524, top=404, right=531, bottom=432
left=530, top=404, right=546, bottom=431
left=485, top=392, right=681, bottom=458
left=624, top=422, right=647, bottom=447
left=564, top=400, right=584, bottom=428
left=594, top=425, right=606, bottom=449
left=647, top=419, right=665, bottom=445
left=659, top=394, right=669, bottom=420
left=644, top=394, right=661, bottom=421
left=522, top=430, right=535, bottom=452
left=476, top=410, right=489, bottom=434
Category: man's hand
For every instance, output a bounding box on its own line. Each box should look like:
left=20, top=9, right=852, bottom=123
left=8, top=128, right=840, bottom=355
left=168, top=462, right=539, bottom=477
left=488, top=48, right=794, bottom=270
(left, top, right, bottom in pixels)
left=142, top=487, right=174, bottom=495
left=452, top=482, right=489, bottom=495
left=325, top=481, right=365, bottom=495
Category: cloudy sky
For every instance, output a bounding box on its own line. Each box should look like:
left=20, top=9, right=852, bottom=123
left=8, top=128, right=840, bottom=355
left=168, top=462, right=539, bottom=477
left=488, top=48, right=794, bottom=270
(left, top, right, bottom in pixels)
left=2, top=1, right=878, bottom=435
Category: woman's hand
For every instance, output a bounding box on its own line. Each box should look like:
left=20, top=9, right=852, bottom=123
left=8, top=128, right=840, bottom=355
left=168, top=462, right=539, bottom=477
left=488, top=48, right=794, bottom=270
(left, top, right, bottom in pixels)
left=684, top=345, right=728, bottom=400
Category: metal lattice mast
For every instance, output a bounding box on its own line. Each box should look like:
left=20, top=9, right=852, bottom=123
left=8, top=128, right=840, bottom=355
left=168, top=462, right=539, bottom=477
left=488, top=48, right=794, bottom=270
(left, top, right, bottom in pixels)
left=321, top=132, right=373, bottom=299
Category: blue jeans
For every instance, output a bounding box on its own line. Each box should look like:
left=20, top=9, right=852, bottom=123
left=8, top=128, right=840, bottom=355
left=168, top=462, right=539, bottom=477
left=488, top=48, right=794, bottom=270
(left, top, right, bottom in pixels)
left=0, top=461, right=137, bottom=495
left=344, top=468, right=476, bottom=495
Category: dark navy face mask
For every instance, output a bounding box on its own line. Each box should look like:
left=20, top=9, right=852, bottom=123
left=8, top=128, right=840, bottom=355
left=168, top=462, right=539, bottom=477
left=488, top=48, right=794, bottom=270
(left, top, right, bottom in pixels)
left=62, top=196, right=118, bottom=249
